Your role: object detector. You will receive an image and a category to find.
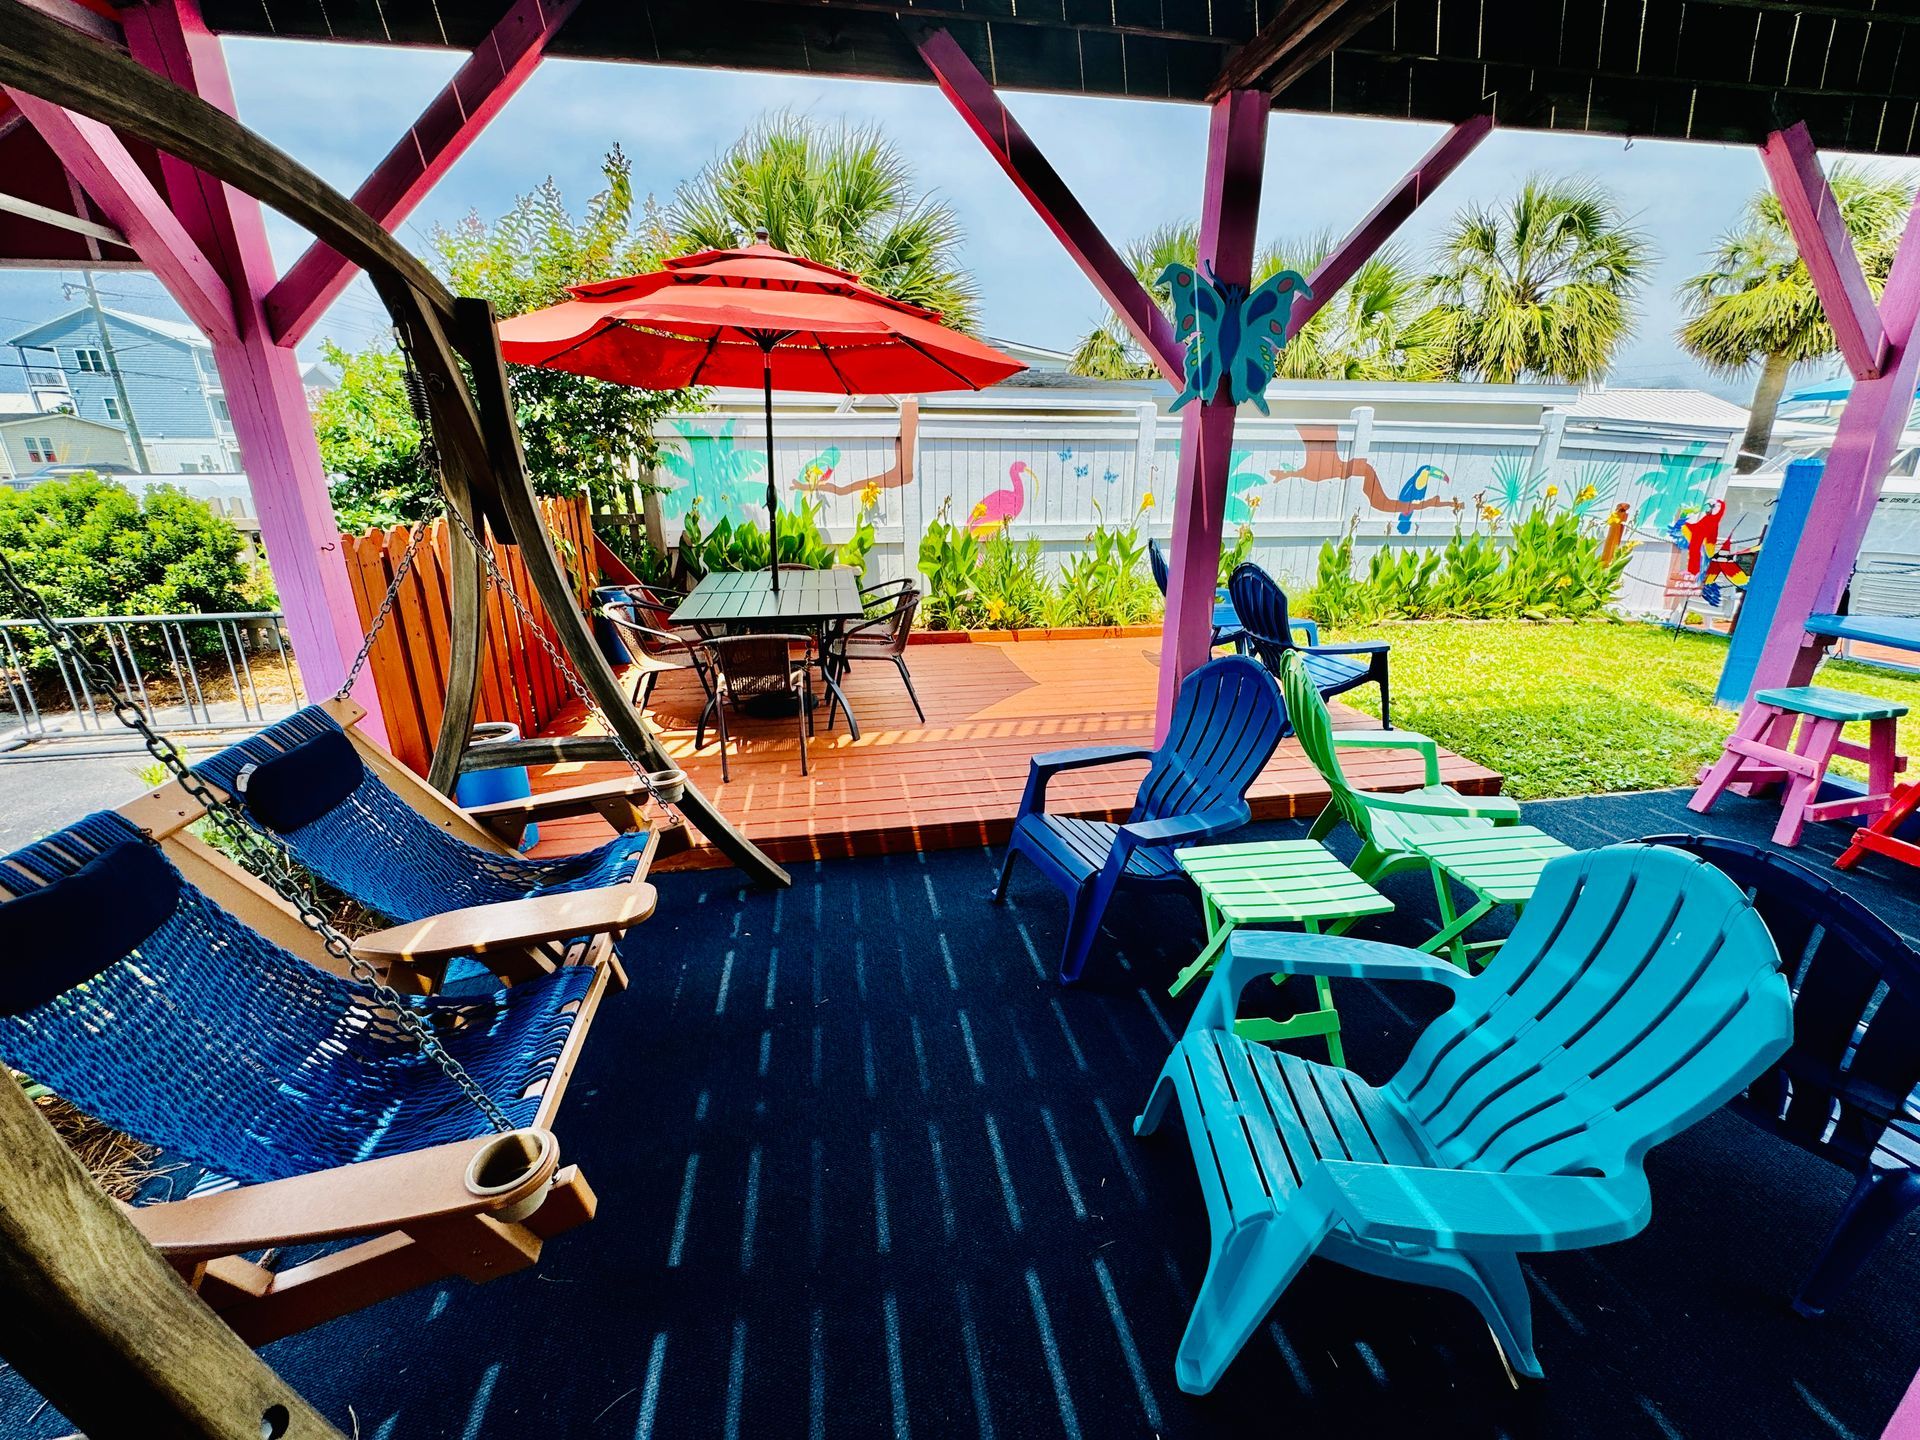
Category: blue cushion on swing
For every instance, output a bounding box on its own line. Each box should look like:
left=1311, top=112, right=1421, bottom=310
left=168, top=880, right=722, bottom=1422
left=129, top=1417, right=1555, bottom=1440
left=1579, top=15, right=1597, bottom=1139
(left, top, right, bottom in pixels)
left=237, top=725, right=366, bottom=833
left=0, top=840, right=180, bottom=1016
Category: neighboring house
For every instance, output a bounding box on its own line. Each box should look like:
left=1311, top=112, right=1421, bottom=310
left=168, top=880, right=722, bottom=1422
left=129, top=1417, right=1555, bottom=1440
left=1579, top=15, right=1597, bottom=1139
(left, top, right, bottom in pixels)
left=6, top=307, right=237, bottom=474
left=0, top=413, right=134, bottom=483
left=300, top=361, right=337, bottom=411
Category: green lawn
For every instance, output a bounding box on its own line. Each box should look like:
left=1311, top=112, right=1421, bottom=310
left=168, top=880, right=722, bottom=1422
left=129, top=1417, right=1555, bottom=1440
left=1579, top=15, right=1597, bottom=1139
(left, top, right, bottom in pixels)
left=1329, top=620, right=1920, bottom=800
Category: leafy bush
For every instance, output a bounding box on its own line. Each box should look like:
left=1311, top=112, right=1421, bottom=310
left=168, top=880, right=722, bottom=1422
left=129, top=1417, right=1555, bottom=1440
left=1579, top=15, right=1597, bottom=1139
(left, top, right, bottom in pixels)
left=677, top=494, right=875, bottom=579
left=916, top=499, right=1161, bottom=631
left=0, top=476, right=253, bottom=674
left=1217, top=522, right=1257, bottom=589
left=1047, top=503, right=1160, bottom=627
left=1301, top=499, right=1631, bottom=623
left=917, top=500, right=984, bottom=630
left=975, top=527, right=1050, bottom=629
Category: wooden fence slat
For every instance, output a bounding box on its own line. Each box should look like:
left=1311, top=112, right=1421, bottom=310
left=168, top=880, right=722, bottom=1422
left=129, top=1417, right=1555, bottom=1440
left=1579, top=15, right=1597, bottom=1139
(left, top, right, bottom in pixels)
left=340, top=495, right=602, bottom=773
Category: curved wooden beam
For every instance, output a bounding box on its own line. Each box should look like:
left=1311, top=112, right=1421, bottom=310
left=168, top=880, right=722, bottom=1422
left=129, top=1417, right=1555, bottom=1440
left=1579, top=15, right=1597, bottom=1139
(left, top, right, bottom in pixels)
left=427, top=493, right=489, bottom=796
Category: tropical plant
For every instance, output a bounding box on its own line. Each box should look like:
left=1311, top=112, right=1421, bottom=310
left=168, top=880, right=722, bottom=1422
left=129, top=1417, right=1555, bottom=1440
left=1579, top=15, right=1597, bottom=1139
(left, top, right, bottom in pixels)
left=1430, top=528, right=1505, bottom=614
left=1068, top=222, right=1448, bottom=381
left=677, top=494, right=875, bottom=577
left=1300, top=526, right=1371, bottom=627
left=917, top=500, right=985, bottom=630
left=1364, top=548, right=1443, bottom=619
left=1218, top=522, right=1257, bottom=589
left=1427, top=177, right=1652, bottom=384
left=667, top=112, right=979, bottom=329
left=1677, top=165, right=1916, bottom=470
left=974, top=526, right=1051, bottom=630
left=1049, top=503, right=1161, bottom=627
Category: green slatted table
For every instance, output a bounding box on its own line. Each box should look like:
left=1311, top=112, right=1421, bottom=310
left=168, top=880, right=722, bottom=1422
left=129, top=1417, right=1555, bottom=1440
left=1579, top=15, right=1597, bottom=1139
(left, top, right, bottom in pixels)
left=1409, top=825, right=1575, bottom=969
left=1172, top=841, right=1394, bottom=1066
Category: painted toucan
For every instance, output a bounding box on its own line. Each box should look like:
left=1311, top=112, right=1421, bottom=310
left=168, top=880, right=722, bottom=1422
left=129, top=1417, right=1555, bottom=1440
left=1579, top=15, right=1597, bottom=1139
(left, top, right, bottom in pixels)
left=1395, top=465, right=1448, bottom=534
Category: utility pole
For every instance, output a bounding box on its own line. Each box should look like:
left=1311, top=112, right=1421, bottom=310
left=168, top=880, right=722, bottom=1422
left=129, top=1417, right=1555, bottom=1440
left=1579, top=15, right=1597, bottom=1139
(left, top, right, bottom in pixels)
left=78, top=271, right=151, bottom=472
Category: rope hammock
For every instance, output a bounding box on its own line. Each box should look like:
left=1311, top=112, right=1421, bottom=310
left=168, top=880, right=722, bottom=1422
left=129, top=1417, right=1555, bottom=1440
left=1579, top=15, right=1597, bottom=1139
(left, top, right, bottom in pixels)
left=0, top=812, right=594, bottom=1186
left=194, top=707, right=653, bottom=923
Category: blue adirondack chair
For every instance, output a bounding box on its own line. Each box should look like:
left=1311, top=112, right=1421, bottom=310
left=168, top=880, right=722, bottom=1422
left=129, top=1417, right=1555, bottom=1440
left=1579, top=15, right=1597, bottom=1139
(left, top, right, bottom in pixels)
left=1148, top=538, right=1243, bottom=650
left=1230, top=560, right=1392, bottom=728
left=1136, top=843, right=1792, bottom=1393
left=1646, top=832, right=1920, bottom=1317
left=993, top=654, right=1286, bottom=984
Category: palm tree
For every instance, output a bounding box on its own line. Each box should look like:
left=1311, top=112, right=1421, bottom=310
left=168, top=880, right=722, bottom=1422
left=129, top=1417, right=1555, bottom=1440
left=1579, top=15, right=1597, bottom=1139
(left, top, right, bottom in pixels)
left=666, top=112, right=979, bottom=331
left=1426, top=177, right=1651, bottom=385
left=1677, top=165, right=1915, bottom=471
left=1067, top=222, right=1447, bottom=381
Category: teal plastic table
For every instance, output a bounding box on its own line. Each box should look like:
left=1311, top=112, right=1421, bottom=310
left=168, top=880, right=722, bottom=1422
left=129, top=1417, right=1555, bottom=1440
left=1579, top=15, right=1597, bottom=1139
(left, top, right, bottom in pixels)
left=1172, top=840, right=1393, bottom=1065
left=1408, top=825, right=1575, bottom=967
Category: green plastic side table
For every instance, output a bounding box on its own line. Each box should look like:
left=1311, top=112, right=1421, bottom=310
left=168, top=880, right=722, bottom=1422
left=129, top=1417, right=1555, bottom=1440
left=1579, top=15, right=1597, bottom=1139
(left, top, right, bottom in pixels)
left=1408, top=824, right=1574, bottom=968
left=1172, top=840, right=1394, bottom=1066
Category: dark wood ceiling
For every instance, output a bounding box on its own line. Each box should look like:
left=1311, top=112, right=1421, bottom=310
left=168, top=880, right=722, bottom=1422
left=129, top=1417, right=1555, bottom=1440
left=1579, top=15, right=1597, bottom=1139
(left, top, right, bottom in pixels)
left=188, top=0, right=1920, bottom=155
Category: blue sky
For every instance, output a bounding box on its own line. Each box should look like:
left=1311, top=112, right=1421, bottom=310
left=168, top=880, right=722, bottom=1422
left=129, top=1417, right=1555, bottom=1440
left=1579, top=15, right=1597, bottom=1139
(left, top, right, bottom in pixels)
left=7, top=37, right=1919, bottom=402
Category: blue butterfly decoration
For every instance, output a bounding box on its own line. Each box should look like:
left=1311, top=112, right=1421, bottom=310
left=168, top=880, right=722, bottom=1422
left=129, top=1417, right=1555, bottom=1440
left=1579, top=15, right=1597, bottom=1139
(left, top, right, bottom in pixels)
left=1056, top=446, right=1074, bottom=463
left=1102, top=468, right=1119, bottom=485
left=1074, top=464, right=1089, bottom=478
left=1157, top=262, right=1312, bottom=414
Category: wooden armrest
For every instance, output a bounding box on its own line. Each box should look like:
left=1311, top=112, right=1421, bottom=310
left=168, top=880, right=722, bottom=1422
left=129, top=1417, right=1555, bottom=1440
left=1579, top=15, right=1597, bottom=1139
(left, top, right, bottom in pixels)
left=353, top=885, right=657, bottom=967
left=463, top=775, right=655, bottom=826
left=127, top=1132, right=560, bottom=1259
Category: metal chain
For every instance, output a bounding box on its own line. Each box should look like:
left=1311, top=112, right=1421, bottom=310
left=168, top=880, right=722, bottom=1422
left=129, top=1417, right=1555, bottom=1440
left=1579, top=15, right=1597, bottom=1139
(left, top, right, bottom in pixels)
left=335, top=518, right=431, bottom=702
left=439, top=499, right=683, bottom=825
left=0, top=552, right=514, bottom=1134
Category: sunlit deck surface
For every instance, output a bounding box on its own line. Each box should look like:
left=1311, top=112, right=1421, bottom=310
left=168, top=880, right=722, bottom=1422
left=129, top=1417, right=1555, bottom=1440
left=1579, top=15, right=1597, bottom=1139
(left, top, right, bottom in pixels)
left=524, top=634, right=1501, bottom=866
left=4, top=786, right=1919, bottom=1437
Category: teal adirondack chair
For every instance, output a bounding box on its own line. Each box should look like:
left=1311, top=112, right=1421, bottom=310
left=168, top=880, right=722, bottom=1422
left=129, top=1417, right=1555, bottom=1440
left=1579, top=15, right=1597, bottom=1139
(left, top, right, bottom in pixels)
left=1277, top=647, right=1519, bottom=883
left=1135, top=843, right=1793, bottom=1394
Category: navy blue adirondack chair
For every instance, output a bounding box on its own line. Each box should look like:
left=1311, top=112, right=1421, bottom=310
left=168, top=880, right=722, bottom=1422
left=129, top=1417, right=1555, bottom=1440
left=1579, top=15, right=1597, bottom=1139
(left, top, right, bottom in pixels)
left=994, top=654, right=1287, bottom=983
left=1645, top=832, right=1920, bottom=1316
left=1148, top=538, right=1243, bottom=650
left=1230, top=561, right=1393, bottom=729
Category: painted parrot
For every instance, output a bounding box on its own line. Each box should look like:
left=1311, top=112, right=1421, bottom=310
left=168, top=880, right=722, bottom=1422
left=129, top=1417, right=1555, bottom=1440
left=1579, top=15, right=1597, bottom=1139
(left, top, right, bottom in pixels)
left=1394, top=465, right=1449, bottom=534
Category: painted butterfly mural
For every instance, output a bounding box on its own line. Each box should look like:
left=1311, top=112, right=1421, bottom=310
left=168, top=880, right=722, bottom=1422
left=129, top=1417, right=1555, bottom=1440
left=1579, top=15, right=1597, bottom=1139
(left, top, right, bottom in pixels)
left=1157, top=262, right=1312, bottom=414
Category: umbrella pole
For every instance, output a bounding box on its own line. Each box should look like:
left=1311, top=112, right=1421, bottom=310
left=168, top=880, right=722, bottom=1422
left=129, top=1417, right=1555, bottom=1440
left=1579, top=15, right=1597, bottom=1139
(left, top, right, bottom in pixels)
left=761, top=342, right=778, bottom=593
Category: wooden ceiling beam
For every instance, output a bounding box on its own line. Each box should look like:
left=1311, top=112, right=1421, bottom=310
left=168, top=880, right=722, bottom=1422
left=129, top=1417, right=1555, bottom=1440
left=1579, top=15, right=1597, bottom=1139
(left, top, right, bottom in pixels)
left=1207, top=0, right=1391, bottom=101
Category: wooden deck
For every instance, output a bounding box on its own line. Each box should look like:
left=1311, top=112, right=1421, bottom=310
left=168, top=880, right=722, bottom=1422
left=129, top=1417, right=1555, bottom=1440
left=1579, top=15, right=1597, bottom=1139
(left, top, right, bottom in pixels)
left=525, top=633, right=1503, bottom=868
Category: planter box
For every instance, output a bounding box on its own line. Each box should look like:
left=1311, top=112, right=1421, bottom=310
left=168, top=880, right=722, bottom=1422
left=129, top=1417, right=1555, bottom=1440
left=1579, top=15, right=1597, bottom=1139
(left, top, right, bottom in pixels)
left=909, top=624, right=1164, bottom=646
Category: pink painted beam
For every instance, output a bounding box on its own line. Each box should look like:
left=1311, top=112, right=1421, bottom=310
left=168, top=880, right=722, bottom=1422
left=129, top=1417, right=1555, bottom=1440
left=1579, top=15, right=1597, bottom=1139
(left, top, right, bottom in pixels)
left=264, top=0, right=579, bottom=347
left=1885, top=1365, right=1920, bottom=1440
left=120, top=0, right=387, bottom=740
left=1287, top=113, right=1492, bottom=340
left=917, top=26, right=1184, bottom=387
left=1761, top=122, right=1890, bottom=380
left=5, top=90, right=236, bottom=345
left=1157, top=89, right=1269, bottom=735
left=1742, top=192, right=1920, bottom=701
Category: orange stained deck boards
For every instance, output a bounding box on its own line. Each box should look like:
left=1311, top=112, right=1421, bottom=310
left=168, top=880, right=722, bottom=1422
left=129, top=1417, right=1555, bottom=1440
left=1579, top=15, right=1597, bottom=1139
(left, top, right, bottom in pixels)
left=523, top=634, right=1502, bottom=869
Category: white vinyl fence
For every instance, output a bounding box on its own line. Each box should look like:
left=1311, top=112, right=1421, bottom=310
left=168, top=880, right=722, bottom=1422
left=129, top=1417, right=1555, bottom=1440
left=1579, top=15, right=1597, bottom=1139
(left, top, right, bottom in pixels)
left=608, top=390, right=1745, bottom=616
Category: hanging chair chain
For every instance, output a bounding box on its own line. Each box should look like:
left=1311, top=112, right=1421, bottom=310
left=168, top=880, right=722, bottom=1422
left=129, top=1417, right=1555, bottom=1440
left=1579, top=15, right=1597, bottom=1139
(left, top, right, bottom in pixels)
left=437, top=496, right=681, bottom=825
left=0, top=552, right=515, bottom=1135
left=335, top=518, right=431, bottom=703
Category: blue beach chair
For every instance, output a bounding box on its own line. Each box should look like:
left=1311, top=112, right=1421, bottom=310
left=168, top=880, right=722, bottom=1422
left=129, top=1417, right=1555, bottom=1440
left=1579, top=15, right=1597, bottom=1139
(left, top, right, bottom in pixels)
left=1230, top=561, right=1392, bottom=728
left=993, top=654, right=1286, bottom=983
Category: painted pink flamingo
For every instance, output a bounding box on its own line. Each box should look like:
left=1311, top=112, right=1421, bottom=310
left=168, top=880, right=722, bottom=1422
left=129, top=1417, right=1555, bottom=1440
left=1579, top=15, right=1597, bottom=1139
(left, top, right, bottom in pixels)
left=968, top=460, right=1032, bottom=534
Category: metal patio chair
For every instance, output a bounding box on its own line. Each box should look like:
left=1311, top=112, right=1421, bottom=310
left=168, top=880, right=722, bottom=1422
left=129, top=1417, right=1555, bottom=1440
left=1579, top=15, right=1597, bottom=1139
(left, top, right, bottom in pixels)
left=700, top=632, right=817, bottom=781
left=822, top=585, right=924, bottom=726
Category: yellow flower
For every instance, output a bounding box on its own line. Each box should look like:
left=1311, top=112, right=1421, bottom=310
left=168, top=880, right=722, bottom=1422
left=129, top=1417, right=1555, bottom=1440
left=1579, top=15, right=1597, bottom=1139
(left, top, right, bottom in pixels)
left=1246, top=493, right=1263, bottom=511
left=860, top=482, right=882, bottom=510
left=985, top=598, right=1005, bottom=621
left=1480, top=503, right=1502, bottom=520
left=1577, top=484, right=1597, bottom=502
left=969, top=501, right=988, bottom=522
left=1545, top=484, right=1560, bottom=499
left=1141, top=490, right=1156, bottom=510
left=1554, top=575, right=1573, bottom=588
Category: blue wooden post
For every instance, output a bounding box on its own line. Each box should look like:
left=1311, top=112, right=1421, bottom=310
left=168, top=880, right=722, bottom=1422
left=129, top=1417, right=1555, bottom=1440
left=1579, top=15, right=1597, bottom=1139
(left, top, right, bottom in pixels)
left=1716, top=458, right=1824, bottom=707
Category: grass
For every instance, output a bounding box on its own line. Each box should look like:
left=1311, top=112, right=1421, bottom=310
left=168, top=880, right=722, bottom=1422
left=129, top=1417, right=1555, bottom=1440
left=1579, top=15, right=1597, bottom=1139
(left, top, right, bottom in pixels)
left=1331, top=620, right=1920, bottom=800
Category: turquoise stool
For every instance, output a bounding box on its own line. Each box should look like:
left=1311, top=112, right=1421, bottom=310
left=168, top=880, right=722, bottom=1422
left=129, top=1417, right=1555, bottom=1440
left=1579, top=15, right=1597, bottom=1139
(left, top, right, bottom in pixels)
left=1692, top=684, right=1908, bottom=846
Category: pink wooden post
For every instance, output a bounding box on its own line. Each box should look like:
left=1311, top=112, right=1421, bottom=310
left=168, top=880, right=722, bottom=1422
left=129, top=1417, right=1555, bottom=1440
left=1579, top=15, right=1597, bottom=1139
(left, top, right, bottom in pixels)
left=1886, top=1368, right=1920, bottom=1440
left=1761, top=124, right=1889, bottom=380
left=1156, top=90, right=1268, bottom=736
left=118, top=0, right=386, bottom=734
left=1741, top=139, right=1920, bottom=701
left=916, top=27, right=1183, bottom=386
left=264, top=0, right=580, bottom=347
left=3, top=92, right=237, bottom=346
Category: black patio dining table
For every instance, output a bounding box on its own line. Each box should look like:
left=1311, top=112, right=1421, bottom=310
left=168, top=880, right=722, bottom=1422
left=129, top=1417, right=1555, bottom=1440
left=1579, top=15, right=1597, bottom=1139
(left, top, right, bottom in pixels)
left=671, top=568, right=868, bottom=738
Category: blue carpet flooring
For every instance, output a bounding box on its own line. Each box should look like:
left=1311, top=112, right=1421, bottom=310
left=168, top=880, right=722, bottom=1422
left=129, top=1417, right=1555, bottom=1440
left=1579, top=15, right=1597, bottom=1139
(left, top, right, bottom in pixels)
left=3, top=787, right=1917, bottom=1438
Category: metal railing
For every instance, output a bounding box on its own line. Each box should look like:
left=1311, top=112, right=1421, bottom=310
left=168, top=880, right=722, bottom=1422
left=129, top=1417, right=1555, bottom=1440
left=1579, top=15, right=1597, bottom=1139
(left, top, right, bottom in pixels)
left=0, top=610, right=304, bottom=753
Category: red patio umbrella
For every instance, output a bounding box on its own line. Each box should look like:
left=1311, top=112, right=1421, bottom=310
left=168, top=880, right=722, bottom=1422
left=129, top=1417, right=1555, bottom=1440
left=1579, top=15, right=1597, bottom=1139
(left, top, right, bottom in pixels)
left=498, top=235, right=1025, bottom=591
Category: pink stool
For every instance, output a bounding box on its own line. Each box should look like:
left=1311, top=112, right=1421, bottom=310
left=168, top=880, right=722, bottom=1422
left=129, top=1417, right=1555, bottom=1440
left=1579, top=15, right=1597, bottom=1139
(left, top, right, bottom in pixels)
left=1692, top=685, right=1908, bottom=846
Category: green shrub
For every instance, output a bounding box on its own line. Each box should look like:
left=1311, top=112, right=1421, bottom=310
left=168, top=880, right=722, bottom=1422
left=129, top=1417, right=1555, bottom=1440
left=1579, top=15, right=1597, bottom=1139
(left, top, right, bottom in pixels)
left=975, top=526, right=1050, bottom=629
left=1217, top=522, right=1257, bottom=589
left=1299, top=530, right=1374, bottom=627
left=1047, top=502, right=1160, bottom=628
left=917, top=501, right=984, bottom=630
left=677, top=494, right=875, bottom=578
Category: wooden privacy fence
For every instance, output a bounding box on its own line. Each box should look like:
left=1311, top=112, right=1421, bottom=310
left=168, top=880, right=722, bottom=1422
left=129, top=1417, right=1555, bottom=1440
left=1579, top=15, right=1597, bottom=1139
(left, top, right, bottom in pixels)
left=340, top=494, right=599, bottom=776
